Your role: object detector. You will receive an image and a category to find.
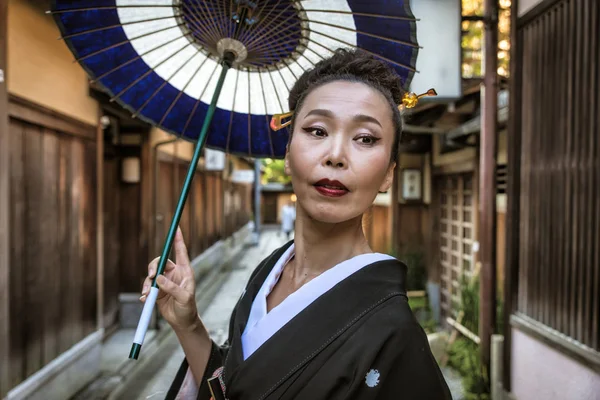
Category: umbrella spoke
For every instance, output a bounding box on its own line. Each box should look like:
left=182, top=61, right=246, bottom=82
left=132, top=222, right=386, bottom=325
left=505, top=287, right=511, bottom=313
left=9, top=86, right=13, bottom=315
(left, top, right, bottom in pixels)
left=242, top=3, right=297, bottom=49
left=275, top=66, right=292, bottom=92
left=91, top=33, right=189, bottom=83
left=310, top=29, right=418, bottom=72
left=301, top=9, right=417, bottom=22
left=180, top=6, right=221, bottom=47
left=120, top=43, right=196, bottom=113
left=47, top=4, right=176, bottom=14
left=184, top=1, right=223, bottom=45
left=190, top=0, right=227, bottom=41
left=247, top=70, right=252, bottom=157
left=182, top=63, right=220, bottom=135
left=258, top=71, right=276, bottom=158
left=267, top=69, right=287, bottom=114
left=158, top=55, right=211, bottom=126
left=75, top=24, right=183, bottom=63
left=237, top=0, right=285, bottom=43
left=302, top=19, right=420, bottom=49
left=58, top=15, right=176, bottom=40
left=246, top=26, right=303, bottom=54
left=226, top=69, right=240, bottom=153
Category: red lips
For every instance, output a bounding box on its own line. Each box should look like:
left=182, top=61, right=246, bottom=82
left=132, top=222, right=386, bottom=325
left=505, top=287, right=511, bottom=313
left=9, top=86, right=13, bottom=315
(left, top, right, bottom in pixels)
left=314, top=179, right=349, bottom=197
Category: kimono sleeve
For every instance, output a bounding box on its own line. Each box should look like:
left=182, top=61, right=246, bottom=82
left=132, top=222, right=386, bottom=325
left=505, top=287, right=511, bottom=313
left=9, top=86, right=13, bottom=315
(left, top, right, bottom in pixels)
left=348, top=323, right=453, bottom=400
left=165, top=341, right=230, bottom=400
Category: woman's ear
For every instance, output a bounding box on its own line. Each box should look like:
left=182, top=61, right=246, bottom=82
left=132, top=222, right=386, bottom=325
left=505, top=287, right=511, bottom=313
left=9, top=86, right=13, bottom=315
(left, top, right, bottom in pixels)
left=378, top=162, right=396, bottom=193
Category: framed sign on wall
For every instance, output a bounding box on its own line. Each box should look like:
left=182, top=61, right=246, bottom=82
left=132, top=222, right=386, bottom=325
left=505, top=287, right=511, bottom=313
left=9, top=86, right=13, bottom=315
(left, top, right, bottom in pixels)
left=402, top=168, right=423, bottom=201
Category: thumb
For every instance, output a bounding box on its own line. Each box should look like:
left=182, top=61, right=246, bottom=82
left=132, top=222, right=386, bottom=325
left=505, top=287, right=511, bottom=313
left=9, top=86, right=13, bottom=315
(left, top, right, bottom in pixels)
left=156, top=275, right=192, bottom=305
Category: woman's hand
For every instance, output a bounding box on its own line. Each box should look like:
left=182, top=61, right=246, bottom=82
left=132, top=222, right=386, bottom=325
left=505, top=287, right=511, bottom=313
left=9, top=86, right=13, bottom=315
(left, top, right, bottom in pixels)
left=140, top=227, right=200, bottom=332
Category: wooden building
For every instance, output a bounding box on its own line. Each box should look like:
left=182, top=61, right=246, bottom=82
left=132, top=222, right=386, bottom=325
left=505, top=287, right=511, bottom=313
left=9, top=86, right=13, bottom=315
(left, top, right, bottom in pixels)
left=502, top=0, right=600, bottom=398
left=0, top=0, right=252, bottom=397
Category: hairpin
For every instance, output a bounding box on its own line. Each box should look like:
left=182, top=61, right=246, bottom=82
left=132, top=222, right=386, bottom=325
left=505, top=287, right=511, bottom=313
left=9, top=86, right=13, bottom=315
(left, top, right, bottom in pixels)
left=269, top=88, right=437, bottom=131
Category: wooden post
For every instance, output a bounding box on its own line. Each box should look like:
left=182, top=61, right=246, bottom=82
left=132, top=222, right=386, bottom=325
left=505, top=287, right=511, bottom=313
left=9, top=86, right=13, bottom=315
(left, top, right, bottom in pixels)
left=96, top=110, right=104, bottom=330
left=0, top=1, right=10, bottom=395
left=479, top=0, right=499, bottom=372
left=503, top=0, right=521, bottom=391
left=391, top=161, right=399, bottom=255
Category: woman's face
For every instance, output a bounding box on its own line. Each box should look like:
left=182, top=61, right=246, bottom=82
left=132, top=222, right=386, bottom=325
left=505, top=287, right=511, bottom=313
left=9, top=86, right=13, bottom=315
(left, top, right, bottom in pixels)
left=285, top=81, right=396, bottom=224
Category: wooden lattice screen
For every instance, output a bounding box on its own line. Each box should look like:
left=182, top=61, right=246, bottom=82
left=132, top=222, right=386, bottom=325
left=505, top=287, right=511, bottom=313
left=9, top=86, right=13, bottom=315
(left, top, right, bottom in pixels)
left=438, top=172, right=476, bottom=317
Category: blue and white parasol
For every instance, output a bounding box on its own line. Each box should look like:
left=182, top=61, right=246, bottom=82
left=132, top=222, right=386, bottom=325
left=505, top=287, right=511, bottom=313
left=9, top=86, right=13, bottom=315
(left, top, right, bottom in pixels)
left=50, top=0, right=421, bottom=359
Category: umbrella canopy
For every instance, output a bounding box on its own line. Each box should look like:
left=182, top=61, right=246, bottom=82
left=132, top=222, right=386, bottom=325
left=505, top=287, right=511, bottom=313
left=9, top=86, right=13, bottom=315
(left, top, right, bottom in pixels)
left=51, top=0, right=419, bottom=159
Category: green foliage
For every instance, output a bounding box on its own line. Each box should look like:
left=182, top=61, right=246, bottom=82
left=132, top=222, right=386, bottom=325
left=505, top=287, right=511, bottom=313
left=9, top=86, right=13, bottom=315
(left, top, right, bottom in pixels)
left=448, top=272, right=505, bottom=399
left=461, top=0, right=512, bottom=78
left=261, top=158, right=291, bottom=185
left=391, top=247, right=427, bottom=291
left=447, top=338, right=490, bottom=400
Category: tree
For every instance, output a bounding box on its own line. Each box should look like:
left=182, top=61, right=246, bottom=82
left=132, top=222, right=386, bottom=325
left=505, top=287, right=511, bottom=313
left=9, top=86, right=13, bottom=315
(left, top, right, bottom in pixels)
left=462, top=0, right=511, bottom=78
left=261, top=158, right=291, bottom=185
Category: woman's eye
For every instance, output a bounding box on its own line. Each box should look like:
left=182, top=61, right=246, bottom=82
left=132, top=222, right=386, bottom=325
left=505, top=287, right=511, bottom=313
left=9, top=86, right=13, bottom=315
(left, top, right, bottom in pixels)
left=357, top=135, right=379, bottom=145
left=302, top=127, right=326, bottom=137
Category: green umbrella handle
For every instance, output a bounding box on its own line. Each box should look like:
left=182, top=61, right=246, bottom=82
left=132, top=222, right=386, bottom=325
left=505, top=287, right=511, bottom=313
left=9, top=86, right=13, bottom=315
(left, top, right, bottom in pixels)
left=129, top=52, right=235, bottom=360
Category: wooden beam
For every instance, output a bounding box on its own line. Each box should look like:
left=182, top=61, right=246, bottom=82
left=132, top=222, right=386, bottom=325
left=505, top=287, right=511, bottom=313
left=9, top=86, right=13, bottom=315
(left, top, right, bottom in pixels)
left=503, top=0, right=521, bottom=392
left=8, top=95, right=96, bottom=140
left=0, top=0, right=10, bottom=395
left=479, top=0, right=499, bottom=372
left=96, top=110, right=104, bottom=330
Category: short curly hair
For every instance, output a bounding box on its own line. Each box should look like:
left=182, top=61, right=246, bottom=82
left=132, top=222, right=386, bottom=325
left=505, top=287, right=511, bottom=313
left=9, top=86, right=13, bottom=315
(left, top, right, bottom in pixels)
left=287, top=48, right=405, bottom=163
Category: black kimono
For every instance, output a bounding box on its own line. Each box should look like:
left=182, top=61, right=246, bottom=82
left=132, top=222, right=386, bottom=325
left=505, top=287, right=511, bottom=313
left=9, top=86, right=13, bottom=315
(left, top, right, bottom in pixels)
left=166, top=241, right=452, bottom=400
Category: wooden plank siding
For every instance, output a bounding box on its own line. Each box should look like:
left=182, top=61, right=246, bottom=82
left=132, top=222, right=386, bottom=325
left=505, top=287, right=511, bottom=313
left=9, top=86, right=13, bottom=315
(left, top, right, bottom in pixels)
left=7, top=102, right=98, bottom=388
left=512, top=0, right=600, bottom=359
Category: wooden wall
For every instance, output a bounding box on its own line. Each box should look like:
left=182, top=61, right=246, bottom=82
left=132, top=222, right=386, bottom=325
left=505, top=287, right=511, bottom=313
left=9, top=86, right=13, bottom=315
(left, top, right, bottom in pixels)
left=363, top=205, right=391, bottom=254
left=7, top=96, right=98, bottom=389
left=512, top=0, right=599, bottom=353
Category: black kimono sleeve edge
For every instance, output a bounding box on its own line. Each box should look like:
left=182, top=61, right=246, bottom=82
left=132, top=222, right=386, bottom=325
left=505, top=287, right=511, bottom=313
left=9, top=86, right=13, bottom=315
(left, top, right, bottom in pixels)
left=165, top=341, right=225, bottom=400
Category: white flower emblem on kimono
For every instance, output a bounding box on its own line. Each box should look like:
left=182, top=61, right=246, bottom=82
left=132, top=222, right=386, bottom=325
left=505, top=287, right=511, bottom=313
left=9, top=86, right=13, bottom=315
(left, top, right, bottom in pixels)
left=365, top=369, right=380, bottom=388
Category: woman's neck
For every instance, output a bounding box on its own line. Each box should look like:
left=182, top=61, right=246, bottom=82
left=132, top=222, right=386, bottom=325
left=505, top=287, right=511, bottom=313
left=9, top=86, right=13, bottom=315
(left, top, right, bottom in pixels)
left=290, top=205, right=372, bottom=279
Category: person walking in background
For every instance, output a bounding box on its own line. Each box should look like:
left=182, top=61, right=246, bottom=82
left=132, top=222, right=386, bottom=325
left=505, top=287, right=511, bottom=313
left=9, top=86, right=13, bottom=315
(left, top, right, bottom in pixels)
left=280, top=201, right=296, bottom=240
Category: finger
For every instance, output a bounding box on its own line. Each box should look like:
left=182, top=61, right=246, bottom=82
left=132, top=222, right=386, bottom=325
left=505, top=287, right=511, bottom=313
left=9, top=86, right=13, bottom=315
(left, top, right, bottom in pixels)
left=156, top=275, right=192, bottom=305
left=148, top=258, right=176, bottom=279
left=147, top=257, right=160, bottom=278
left=174, top=226, right=190, bottom=266
left=139, top=275, right=153, bottom=302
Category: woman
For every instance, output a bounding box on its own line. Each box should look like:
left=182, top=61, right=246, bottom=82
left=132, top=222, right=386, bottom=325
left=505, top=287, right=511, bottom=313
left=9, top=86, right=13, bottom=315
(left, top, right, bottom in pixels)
left=140, top=49, right=452, bottom=400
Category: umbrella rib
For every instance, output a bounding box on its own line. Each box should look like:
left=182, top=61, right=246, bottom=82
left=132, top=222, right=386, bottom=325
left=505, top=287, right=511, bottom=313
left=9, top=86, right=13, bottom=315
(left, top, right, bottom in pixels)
left=300, top=9, right=418, bottom=22
left=191, top=0, right=226, bottom=40
left=180, top=8, right=221, bottom=47
left=226, top=68, right=240, bottom=154
left=267, top=69, right=286, bottom=114
left=247, top=69, right=252, bottom=157
left=282, top=58, right=299, bottom=81
left=111, top=42, right=194, bottom=105
left=58, top=15, right=176, bottom=40
left=242, top=4, right=297, bottom=49
left=182, top=63, right=220, bottom=135
left=304, top=36, right=336, bottom=56
left=275, top=66, right=292, bottom=92
left=228, top=0, right=235, bottom=37
left=178, top=3, right=220, bottom=45
left=258, top=70, right=276, bottom=158
left=293, top=49, right=316, bottom=68
left=75, top=24, right=183, bottom=63
left=158, top=54, right=212, bottom=126
left=237, top=0, right=285, bottom=43
left=91, top=33, right=190, bottom=83
left=184, top=1, right=223, bottom=45
left=310, top=29, right=418, bottom=73
left=246, top=28, right=303, bottom=54
left=48, top=5, right=175, bottom=14
left=302, top=19, right=420, bottom=49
